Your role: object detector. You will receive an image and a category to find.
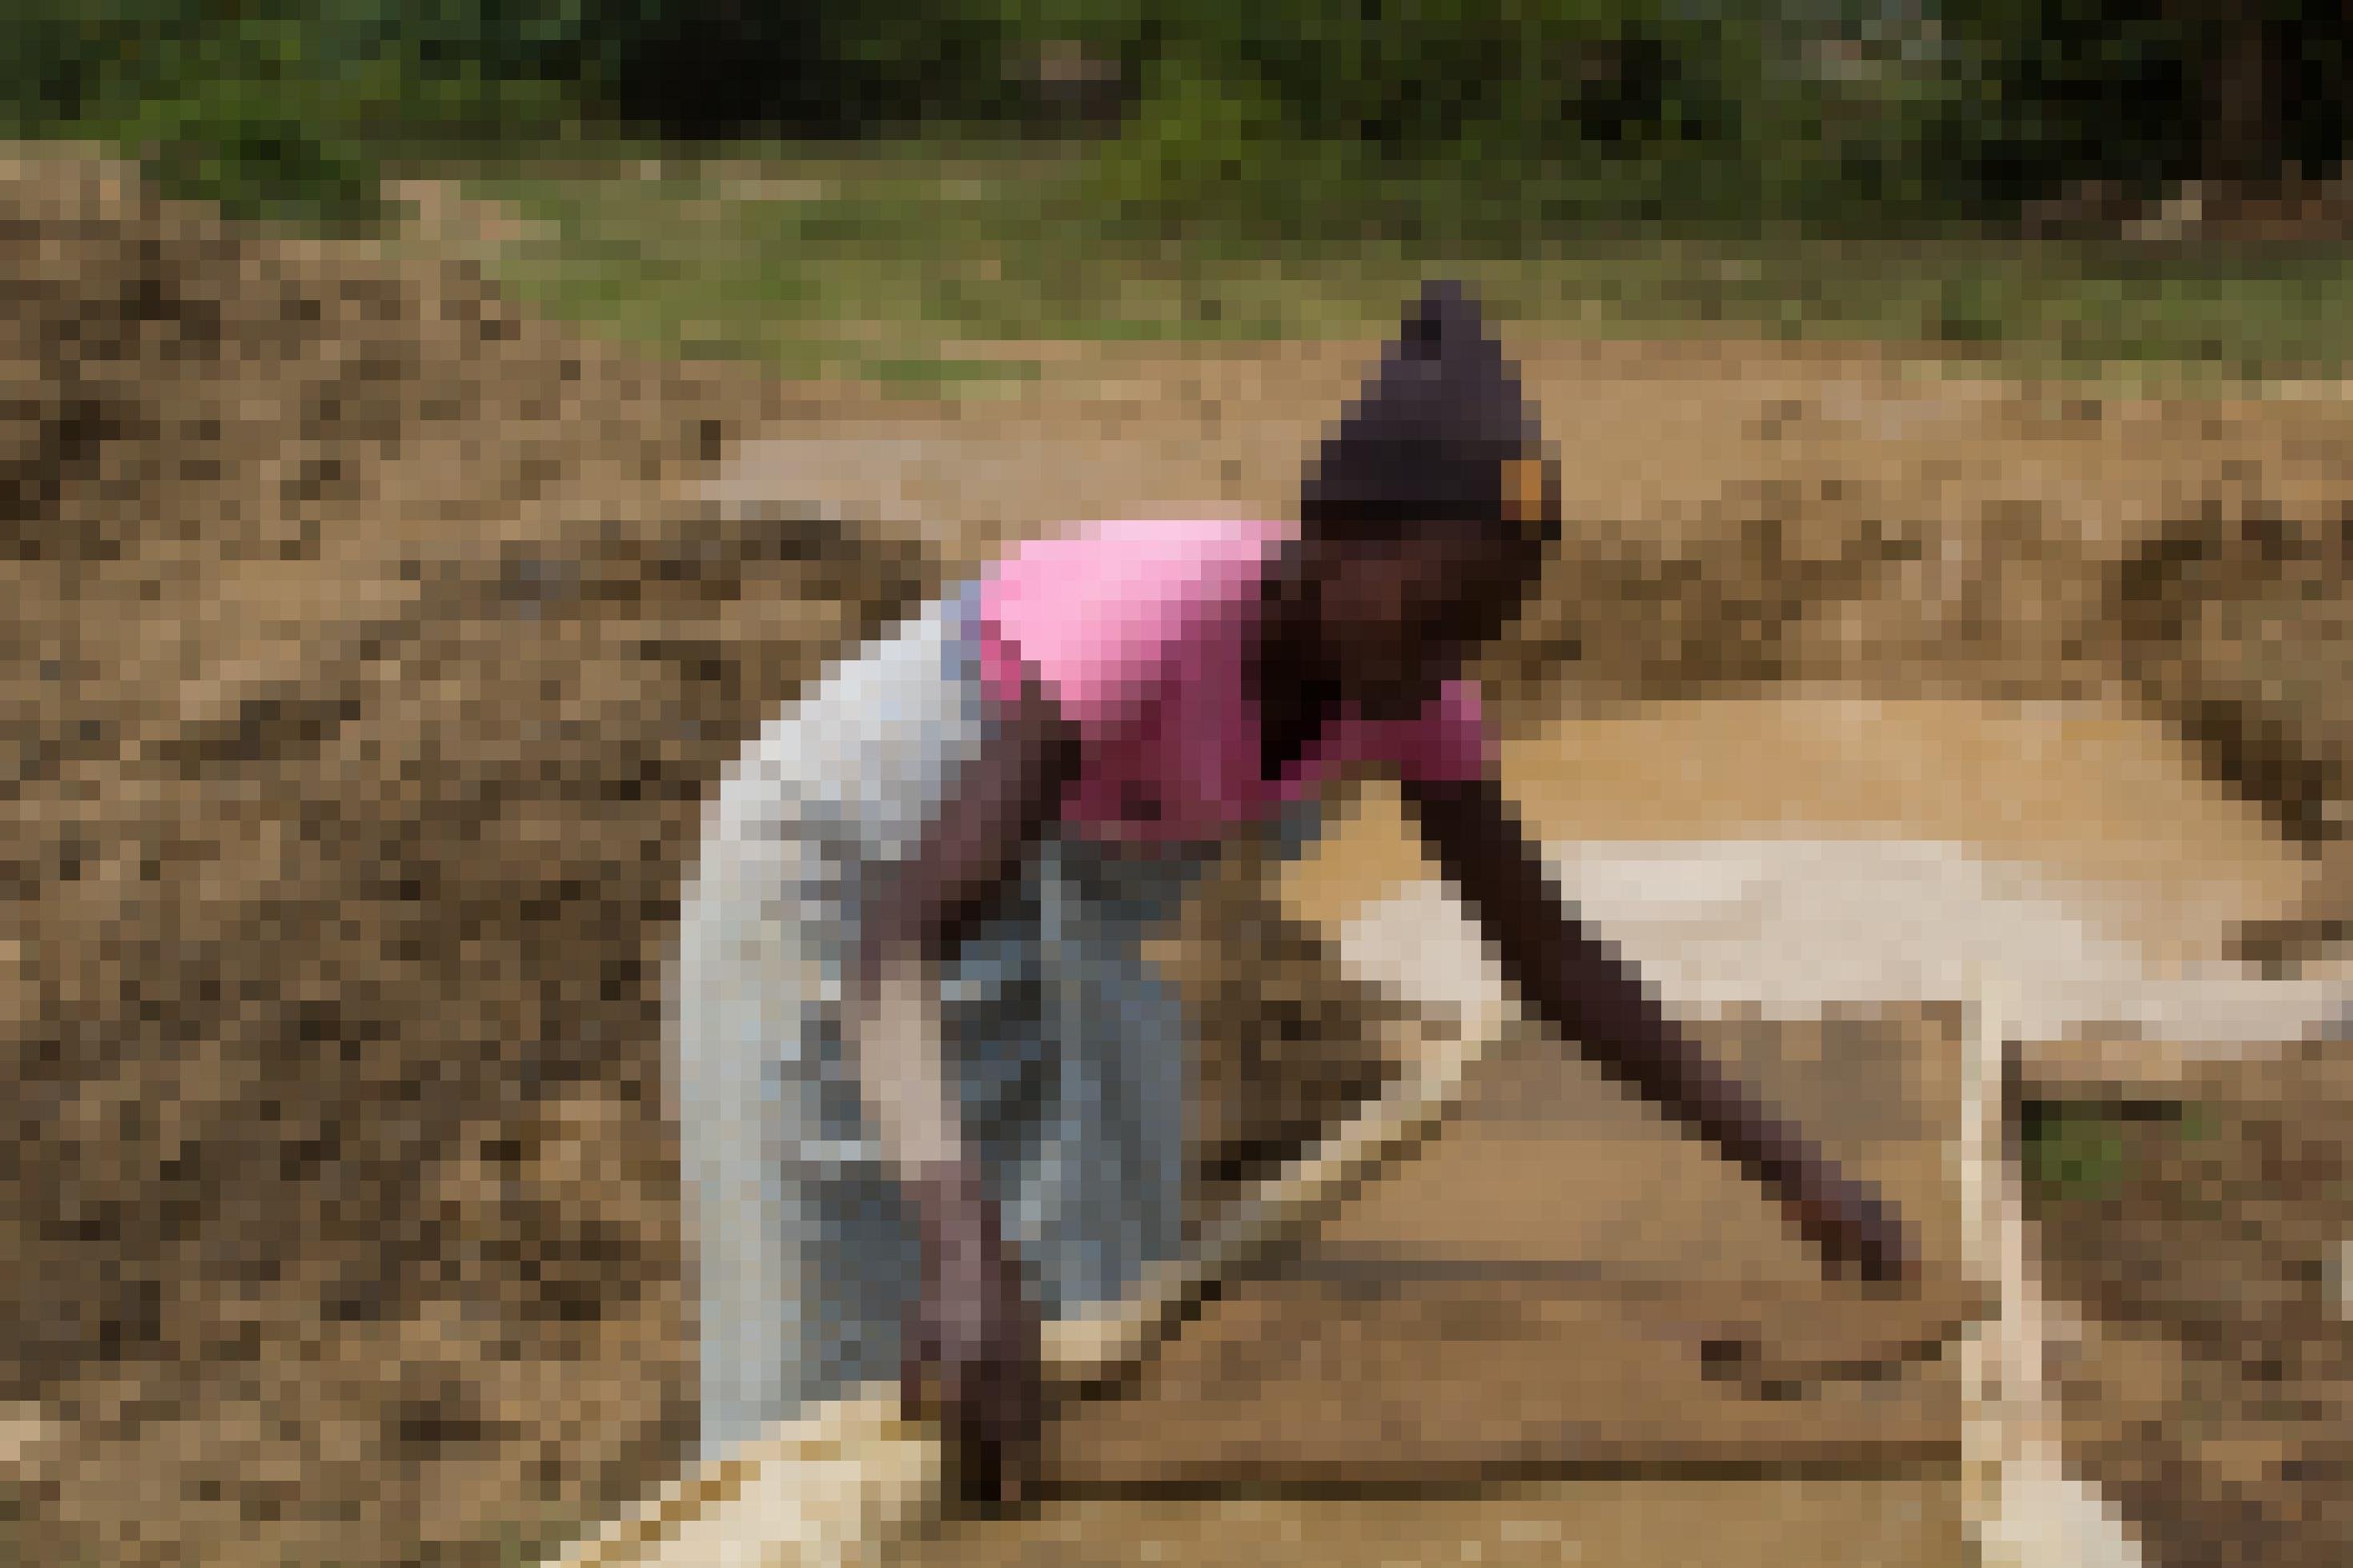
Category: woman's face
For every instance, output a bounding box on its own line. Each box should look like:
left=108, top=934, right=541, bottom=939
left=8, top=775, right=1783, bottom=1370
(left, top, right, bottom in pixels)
left=1291, top=519, right=1538, bottom=718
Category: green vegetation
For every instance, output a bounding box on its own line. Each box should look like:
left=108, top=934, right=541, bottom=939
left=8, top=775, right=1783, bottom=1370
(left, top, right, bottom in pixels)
left=10, top=2, right=2351, bottom=230
left=0, top=0, right=586, bottom=227
left=430, top=138, right=2353, bottom=391
left=2022, top=1101, right=2133, bottom=1202
left=6, top=3, right=2353, bottom=384
left=2022, top=1097, right=2218, bottom=1205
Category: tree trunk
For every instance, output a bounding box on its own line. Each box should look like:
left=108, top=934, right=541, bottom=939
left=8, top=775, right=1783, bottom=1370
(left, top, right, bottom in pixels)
left=2199, top=12, right=2282, bottom=189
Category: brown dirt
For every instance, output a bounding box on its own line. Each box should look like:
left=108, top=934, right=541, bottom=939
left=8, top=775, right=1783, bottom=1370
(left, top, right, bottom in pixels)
left=0, top=143, right=939, bottom=1566
left=2031, top=1041, right=2353, bottom=1567
left=3, top=139, right=2352, bottom=1565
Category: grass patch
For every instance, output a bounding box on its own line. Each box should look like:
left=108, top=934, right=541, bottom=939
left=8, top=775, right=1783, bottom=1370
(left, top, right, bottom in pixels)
left=865, top=355, right=1044, bottom=394
left=2021, top=1097, right=2216, bottom=1205
left=393, top=134, right=2353, bottom=395
left=2022, top=1101, right=2133, bottom=1202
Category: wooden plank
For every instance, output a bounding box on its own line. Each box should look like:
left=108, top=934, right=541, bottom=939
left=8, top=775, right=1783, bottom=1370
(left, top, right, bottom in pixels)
left=1305, top=1126, right=1964, bottom=1288
left=1963, top=986, right=2149, bottom=1568
left=1042, top=1269, right=1962, bottom=1490
left=894, top=1474, right=1974, bottom=1568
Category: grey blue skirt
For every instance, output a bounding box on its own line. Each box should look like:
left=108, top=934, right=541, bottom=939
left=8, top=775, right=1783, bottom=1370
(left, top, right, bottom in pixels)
left=670, top=579, right=1323, bottom=1454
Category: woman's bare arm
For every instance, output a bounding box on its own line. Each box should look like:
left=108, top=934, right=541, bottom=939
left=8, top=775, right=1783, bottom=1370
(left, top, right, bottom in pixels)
left=1401, top=769, right=1917, bottom=1283
left=846, top=673, right=1083, bottom=1177
left=831, top=665, right=1079, bottom=1502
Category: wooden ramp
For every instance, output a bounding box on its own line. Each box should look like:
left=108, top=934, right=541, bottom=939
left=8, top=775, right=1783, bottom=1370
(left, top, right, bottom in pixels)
left=891, top=1476, right=1972, bottom=1568
left=881, top=1001, right=1976, bottom=1568
left=1046, top=1269, right=1960, bottom=1489
left=1045, top=1002, right=1970, bottom=1494
left=876, top=1001, right=1977, bottom=1568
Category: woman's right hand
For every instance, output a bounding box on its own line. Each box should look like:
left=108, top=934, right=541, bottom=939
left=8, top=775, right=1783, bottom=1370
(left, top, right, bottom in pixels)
left=904, top=1158, right=1043, bottom=1507
left=1783, top=1163, right=1918, bottom=1286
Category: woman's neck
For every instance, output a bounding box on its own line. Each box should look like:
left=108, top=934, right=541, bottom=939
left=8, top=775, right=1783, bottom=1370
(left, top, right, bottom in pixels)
left=1250, top=568, right=1341, bottom=785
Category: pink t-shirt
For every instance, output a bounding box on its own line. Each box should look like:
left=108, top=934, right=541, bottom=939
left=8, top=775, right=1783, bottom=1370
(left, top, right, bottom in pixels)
left=978, top=516, right=1492, bottom=845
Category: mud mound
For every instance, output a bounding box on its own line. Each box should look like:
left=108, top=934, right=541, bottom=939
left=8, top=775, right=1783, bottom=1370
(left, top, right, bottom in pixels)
left=1492, top=470, right=2119, bottom=707
left=2107, top=495, right=2353, bottom=972
left=0, top=144, right=940, bottom=1565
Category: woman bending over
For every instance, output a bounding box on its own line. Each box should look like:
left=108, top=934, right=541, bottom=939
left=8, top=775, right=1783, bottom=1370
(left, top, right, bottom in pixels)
left=671, top=280, right=1917, bottom=1506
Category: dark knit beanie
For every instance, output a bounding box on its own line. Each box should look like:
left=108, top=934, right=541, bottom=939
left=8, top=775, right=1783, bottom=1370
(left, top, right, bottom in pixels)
left=1301, top=279, right=1542, bottom=531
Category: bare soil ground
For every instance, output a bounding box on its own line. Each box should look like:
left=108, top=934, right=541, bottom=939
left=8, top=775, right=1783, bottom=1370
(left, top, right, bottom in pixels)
left=2034, top=1041, right=2353, bottom=1567
left=3, top=142, right=2351, bottom=1564
left=0, top=145, right=941, bottom=1566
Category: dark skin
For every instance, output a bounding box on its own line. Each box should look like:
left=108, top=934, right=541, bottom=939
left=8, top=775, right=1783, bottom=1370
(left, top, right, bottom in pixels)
left=853, top=470, right=1918, bottom=1506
